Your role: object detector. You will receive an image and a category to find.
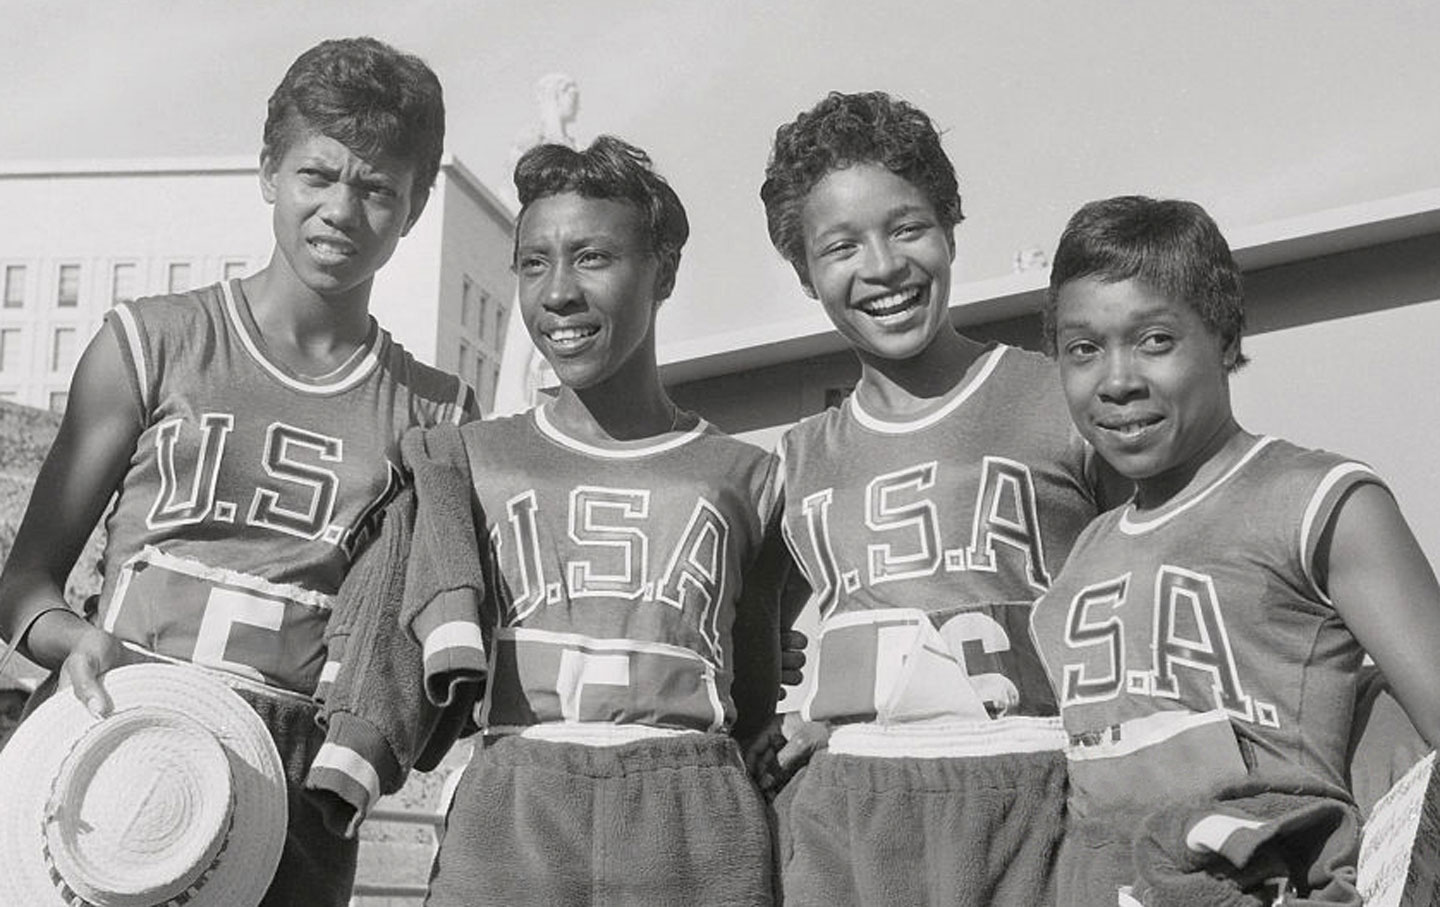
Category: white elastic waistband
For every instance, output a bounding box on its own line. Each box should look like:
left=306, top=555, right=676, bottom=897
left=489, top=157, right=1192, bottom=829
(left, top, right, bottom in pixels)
left=828, top=715, right=1066, bottom=758
left=498, top=723, right=703, bottom=747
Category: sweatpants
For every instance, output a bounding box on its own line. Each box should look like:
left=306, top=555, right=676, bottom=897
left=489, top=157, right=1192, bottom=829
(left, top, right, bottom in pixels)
left=427, top=732, right=775, bottom=906
left=781, top=718, right=1067, bottom=907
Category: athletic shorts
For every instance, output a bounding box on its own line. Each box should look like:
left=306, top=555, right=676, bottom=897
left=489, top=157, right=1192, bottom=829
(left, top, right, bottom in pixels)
left=782, top=717, right=1067, bottom=907
left=427, top=732, right=775, bottom=906
left=1054, top=803, right=1144, bottom=907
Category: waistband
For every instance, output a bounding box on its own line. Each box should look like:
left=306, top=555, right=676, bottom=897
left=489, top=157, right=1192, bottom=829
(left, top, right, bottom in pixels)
left=478, top=731, right=743, bottom=778
left=828, top=715, right=1066, bottom=758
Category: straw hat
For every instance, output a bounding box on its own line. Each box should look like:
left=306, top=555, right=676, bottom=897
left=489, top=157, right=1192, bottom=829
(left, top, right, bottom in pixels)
left=0, top=662, right=287, bottom=907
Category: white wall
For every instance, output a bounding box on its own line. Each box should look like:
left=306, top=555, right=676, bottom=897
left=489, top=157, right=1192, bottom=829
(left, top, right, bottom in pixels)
left=1234, top=297, right=1440, bottom=567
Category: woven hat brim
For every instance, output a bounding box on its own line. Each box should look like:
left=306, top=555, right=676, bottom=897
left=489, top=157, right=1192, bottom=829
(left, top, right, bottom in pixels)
left=0, top=663, right=287, bottom=907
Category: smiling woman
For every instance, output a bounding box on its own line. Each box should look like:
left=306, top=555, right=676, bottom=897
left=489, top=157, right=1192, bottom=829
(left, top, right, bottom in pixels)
left=514, top=193, right=669, bottom=395
left=1033, top=195, right=1440, bottom=904
left=408, top=134, right=787, bottom=906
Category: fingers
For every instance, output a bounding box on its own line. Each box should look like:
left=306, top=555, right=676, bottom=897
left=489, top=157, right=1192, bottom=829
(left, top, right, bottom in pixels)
left=779, top=659, right=805, bottom=687
left=61, top=629, right=125, bottom=718
left=64, top=653, right=113, bottom=718
left=780, top=629, right=808, bottom=687
left=777, top=718, right=829, bottom=770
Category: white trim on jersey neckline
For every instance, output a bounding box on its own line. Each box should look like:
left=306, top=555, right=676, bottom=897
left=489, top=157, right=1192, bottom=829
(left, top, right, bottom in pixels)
left=532, top=402, right=710, bottom=459
left=220, top=279, right=382, bottom=395
left=1118, top=436, right=1277, bottom=535
left=848, top=344, right=1007, bottom=434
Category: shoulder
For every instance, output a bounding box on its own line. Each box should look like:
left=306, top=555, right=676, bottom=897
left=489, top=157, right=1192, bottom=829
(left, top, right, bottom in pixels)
left=779, top=402, right=848, bottom=457
left=376, top=330, right=477, bottom=426
left=992, top=343, right=1056, bottom=376
left=694, top=421, right=772, bottom=464
left=1247, top=437, right=1382, bottom=499
left=110, top=284, right=224, bottom=339
left=982, top=345, right=1066, bottom=404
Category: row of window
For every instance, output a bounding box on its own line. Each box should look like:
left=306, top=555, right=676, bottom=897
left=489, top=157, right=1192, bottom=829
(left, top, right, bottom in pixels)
left=461, top=276, right=505, bottom=351
left=2, top=259, right=251, bottom=311
left=0, top=388, right=66, bottom=413
left=0, top=325, right=83, bottom=375
left=458, top=338, right=502, bottom=405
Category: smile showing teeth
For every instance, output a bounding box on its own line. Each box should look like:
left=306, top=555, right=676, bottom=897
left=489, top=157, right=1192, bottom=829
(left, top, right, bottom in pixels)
left=545, top=325, right=599, bottom=345
left=1099, top=415, right=1162, bottom=438
left=858, top=287, right=922, bottom=317
left=309, top=238, right=355, bottom=260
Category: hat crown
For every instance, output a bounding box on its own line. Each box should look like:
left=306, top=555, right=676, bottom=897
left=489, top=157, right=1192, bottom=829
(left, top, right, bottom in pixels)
left=43, top=705, right=235, bottom=906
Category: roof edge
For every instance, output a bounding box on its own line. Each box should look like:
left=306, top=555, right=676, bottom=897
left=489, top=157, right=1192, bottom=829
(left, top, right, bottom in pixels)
left=660, top=186, right=1440, bottom=384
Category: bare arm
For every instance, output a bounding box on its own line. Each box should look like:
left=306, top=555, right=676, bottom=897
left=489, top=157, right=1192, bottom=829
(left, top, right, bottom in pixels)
left=729, top=523, right=789, bottom=746
left=1322, top=482, right=1440, bottom=750
left=0, top=325, right=144, bottom=713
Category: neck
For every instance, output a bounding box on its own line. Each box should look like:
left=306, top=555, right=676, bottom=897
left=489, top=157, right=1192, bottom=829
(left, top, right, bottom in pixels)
left=243, top=257, right=373, bottom=363
left=1134, top=419, right=1250, bottom=510
left=549, top=345, right=682, bottom=442
left=854, top=327, right=988, bottom=416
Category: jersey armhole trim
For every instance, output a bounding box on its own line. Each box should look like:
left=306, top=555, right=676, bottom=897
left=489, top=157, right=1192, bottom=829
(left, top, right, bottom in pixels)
left=1299, top=461, right=1382, bottom=605
left=108, top=302, right=151, bottom=417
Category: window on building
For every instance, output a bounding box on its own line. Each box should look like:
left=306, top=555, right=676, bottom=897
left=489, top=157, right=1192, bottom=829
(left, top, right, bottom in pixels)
left=478, top=353, right=497, bottom=404
left=482, top=290, right=502, bottom=348
left=0, top=329, right=21, bottom=372
left=223, top=260, right=248, bottom=282
left=168, top=262, right=192, bottom=294
left=51, top=327, right=77, bottom=373
left=48, top=391, right=69, bottom=414
left=4, top=265, right=24, bottom=308
left=0, top=390, right=17, bottom=403
left=111, top=263, right=138, bottom=306
left=461, top=276, right=477, bottom=329
left=458, top=339, right=473, bottom=385
left=57, top=264, right=80, bottom=308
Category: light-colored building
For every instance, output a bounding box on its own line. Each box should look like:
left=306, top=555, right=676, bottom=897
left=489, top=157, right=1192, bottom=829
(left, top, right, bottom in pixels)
left=0, top=155, right=514, bottom=413
left=662, top=189, right=1440, bottom=566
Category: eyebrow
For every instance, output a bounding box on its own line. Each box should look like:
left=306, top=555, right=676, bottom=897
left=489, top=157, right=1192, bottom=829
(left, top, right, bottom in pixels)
left=810, top=203, right=935, bottom=238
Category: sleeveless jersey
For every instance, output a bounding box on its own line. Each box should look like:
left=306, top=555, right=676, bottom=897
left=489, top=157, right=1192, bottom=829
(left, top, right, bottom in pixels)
left=780, top=344, right=1100, bottom=724
left=98, top=280, right=476, bottom=697
left=1030, top=436, right=1381, bottom=797
left=458, top=405, right=780, bottom=735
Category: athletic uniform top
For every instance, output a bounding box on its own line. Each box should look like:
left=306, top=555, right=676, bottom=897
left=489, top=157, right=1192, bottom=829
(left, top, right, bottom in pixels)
left=452, top=405, right=780, bottom=738
left=780, top=343, right=1101, bottom=725
left=1030, top=436, right=1381, bottom=801
left=98, top=280, right=476, bottom=698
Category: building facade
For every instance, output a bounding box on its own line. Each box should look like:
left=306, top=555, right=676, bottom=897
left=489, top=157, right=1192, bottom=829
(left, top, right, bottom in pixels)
left=663, top=189, right=1440, bottom=567
left=0, top=155, right=514, bottom=413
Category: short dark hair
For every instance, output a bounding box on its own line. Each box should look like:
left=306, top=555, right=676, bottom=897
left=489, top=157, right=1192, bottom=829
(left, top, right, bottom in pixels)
left=512, top=135, right=690, bottom=266
left=1045, top=195, right=1248, bottom=371
left=760, top=91, right=964, bottom=280
left=263, top=37, right=446, bottom=194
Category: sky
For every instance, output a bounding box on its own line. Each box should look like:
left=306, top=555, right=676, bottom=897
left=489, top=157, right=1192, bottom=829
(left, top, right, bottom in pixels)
left=4, top=0, right=1440, bottom=349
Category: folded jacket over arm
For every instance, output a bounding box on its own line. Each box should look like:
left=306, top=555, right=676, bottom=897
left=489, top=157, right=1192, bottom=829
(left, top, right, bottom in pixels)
left=305, top=425, right=489, bottom=838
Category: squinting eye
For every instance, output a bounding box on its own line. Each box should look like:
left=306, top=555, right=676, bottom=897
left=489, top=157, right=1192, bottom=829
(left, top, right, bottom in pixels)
left=1139, top=333, right=1175, bottom=353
